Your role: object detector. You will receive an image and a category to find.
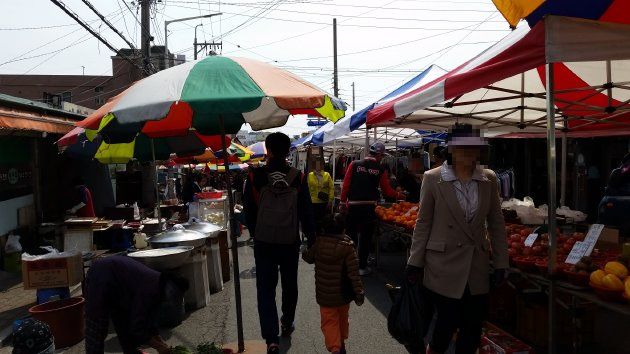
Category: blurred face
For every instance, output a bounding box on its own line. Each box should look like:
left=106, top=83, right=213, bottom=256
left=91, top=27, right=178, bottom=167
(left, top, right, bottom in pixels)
left=450, top=146, right=481, bottom=169
left=315, top=161, right=323, bottom=171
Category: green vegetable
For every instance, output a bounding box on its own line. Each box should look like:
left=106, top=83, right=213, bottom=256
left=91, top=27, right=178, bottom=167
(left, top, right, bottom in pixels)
left=197, top=342, right=223, bottom=354
left=172, top=345, right=193, bottom=354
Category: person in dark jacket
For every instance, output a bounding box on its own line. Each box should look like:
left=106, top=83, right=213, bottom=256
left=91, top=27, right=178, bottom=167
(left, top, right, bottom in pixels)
left=303, top=213, right=364, bottom=354
left=340, top=142, right=405, bottom=275
left=243, top=132, right=316, bottom=354
left=84, top=256, right=188, bottom=354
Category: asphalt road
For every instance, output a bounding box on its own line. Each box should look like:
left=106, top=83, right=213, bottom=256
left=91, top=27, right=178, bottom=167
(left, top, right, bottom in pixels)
left=11, top=232, right=409, bottom=354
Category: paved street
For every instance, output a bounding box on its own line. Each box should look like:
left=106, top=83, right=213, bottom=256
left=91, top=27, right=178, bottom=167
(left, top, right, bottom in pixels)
left=1, top=231, right=409, bottom=353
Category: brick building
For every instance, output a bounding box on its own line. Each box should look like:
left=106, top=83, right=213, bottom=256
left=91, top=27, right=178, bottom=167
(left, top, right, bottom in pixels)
left=0, top=46, right=185, bottom=110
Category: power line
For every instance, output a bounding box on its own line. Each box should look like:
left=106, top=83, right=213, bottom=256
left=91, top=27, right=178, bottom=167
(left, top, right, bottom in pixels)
left=48, top=0, right=148, bottom=75
left=0, top=24, right=78, bottom=31
left=164, top=4, right=507, bottom=31
left=80, top=0, right=136, bottom=49
left=171, top=0, right=496, bottom=13
left=170, top=0, right=500, bottom=21
left=116, top=0, right=135, bottom=46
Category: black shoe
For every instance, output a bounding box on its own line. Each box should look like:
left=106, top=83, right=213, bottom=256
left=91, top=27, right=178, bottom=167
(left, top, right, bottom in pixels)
left=280, top=323, right=295, bottom=337
left=267, top=343, right=280, bottom=353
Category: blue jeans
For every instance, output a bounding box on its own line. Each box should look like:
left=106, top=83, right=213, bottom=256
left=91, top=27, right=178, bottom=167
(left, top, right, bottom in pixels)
left=254, top=241, right=300, bottom=345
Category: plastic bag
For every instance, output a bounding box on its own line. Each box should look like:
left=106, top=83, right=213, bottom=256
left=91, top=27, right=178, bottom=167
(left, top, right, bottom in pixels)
left=387, top=281, right=426, bottom=347
left=5, top=234, right=22, bottom=254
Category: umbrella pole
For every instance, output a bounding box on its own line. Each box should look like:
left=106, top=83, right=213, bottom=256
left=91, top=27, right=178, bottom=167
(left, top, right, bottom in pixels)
left=151, top=139, right=162, bottom=224
left=219, top=115, right=245, bottom=353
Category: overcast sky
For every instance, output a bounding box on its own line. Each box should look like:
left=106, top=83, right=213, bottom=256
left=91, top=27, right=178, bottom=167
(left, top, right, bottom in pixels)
left=1, top=0, right=512, bottom=135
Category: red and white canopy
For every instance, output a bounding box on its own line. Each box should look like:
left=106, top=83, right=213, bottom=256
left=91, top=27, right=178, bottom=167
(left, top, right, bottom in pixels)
left=367, top=16, right=630, bottom=137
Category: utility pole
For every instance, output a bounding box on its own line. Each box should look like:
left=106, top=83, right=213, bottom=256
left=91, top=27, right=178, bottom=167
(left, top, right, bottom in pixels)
left=351, top=82, right=355, bottom=111
left=140, top=0, right=153, bottom=76
left=165, top=13, right=222, bottom=68
left=333, top=18, right=339, bottom=97
left=81, top=66, right=85, bottom=75
left=194, top=24, right=222, bottom=60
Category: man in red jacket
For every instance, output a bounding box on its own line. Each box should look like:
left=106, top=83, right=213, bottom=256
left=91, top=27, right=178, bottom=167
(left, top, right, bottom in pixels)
left=340, top=142, right=404, bottom=275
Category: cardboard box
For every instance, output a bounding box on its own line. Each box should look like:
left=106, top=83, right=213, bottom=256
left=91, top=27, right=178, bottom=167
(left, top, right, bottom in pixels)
left=481, top=322, right=535, bottom=354
left=22, top=252, right=83, bottom=290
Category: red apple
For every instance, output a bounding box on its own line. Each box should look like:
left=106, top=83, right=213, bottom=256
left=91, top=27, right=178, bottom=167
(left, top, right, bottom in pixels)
left=510, top=234, right=521, bottom=242
left=520, top=229, right=530, bottom=237
left=563, top=243, right=573, bottom=253
left=511, top=242, right=522, bottom=250
left=523, top=247, right=533, bottom=256
left=532, top=245, right=543, bottom=255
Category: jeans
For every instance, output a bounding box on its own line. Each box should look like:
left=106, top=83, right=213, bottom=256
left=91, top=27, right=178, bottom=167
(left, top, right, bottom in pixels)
left=254, top=241, right=300, bottom=345
left=346, top=205, right=376, bottom=269
left=428, top=286, right=488, bottom=354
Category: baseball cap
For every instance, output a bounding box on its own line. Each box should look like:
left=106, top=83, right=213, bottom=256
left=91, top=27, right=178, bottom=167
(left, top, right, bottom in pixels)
left=369, top=142, right=386, bottom=155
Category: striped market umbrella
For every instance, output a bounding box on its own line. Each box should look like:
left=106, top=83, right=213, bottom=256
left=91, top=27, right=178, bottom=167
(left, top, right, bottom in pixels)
left=247, top=141, right=267, bottom=158
left=57, top=126, right=228, bottom=164
left=76, top=56, right=346, bottom=143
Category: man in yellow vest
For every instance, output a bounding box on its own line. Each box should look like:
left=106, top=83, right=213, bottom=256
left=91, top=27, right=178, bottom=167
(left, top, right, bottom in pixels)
left=308, top=160, right=335, bottom=234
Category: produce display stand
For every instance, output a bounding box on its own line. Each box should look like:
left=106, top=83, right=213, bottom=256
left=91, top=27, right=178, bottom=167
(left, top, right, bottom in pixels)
left=502, top=267, right=630, bottom=353
left=375, top=220, right=413, bottom=266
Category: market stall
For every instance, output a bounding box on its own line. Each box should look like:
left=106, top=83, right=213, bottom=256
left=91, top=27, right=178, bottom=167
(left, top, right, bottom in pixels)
left=363, top=4, right=630, bottom=352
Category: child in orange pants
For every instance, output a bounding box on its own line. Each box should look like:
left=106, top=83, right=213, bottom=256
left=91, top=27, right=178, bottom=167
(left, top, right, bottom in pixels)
left=303, top=214, right=365, bottom=354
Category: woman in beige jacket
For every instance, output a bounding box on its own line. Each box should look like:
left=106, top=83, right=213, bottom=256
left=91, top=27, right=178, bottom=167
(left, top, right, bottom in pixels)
left=406, top=124, right=508, bottom=354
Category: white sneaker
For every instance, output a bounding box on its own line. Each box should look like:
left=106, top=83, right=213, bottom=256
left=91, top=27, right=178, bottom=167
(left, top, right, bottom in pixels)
left=359, top=268, right=372, bottom=276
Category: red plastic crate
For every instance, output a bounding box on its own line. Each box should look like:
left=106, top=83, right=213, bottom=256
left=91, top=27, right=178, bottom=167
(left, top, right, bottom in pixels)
left=480, top=323, right=535, bottom=354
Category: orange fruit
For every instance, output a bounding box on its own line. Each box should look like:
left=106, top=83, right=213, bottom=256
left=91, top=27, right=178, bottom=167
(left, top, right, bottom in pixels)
left=602, top=273, right=625, bottom=291
left=604, top=262, right=628, bottom=279
left=590, top=270, right=606, bottom=286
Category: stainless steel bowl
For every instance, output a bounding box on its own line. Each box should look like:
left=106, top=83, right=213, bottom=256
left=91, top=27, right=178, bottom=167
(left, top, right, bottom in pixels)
left=128, top=246, right=193, bottom=270
left=150, top=225, right=207, bottom=248
left=181, top=218, right=222, bottom=239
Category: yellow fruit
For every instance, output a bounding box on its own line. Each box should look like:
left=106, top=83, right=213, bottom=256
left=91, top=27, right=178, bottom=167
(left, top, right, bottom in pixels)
left=590, top=270, right=606, bottom=286
left=602, top=274, right=625, bottom=291
left=604, top=261, right=628, bottom=279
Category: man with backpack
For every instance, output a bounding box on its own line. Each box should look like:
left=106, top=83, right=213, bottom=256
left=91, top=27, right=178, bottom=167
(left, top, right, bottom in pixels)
left=243, top=132, right=316, bottom=354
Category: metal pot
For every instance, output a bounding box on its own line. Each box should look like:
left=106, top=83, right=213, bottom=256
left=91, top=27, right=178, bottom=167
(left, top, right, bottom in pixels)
left=128, top=246, right=193, bottom=270
left=181, top=218, right=222, bottom=239
left=150, top=225, right=207, bottom=248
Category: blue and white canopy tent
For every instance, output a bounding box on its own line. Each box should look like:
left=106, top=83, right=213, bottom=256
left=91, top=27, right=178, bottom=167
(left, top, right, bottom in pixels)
left=293, top=65, right=448, bottom=150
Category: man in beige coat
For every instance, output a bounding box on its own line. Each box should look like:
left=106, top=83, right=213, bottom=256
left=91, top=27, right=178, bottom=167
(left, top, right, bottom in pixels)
left=406, top=124, right=508, bottom=354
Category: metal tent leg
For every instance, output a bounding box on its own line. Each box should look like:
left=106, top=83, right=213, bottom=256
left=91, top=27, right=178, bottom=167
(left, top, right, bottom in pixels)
left=546, top=63, right=558, bottom=354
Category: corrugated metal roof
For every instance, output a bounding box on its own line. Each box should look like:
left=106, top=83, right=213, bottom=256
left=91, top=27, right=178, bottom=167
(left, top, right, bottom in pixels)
left=0, top=93, right=85, bottom=119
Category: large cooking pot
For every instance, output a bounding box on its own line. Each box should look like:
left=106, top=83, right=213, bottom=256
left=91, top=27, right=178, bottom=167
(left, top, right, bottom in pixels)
left=181, top=218, right=222, bottom=239
left=128, top=246, right=193, bottom=270
left=150, top=225, right=207, bottom=248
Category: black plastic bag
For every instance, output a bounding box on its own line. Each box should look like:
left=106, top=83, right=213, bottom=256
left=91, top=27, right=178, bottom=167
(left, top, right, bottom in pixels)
left=387, top=281, right=426, bottom=348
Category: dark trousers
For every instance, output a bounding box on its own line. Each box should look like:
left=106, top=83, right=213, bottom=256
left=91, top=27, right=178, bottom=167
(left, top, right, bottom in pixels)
left=428, top=286, right=488, bottom=354
left=346, top=205, right=376, bottom=269
left=254, top=241, right=300, bottom=345
left=313, top=202, right=329, bottom=234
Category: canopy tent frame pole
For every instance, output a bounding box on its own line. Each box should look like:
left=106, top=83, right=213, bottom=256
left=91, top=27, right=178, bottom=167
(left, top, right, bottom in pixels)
left=219, top=115, right=245, bottom=353
left=364, top=127, right=369, bottom=158
left=332, top=139, right=337, bottom=184
left=560, top=131, right=567, bottom=207
left=545, top=63, right=558, bottom=354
